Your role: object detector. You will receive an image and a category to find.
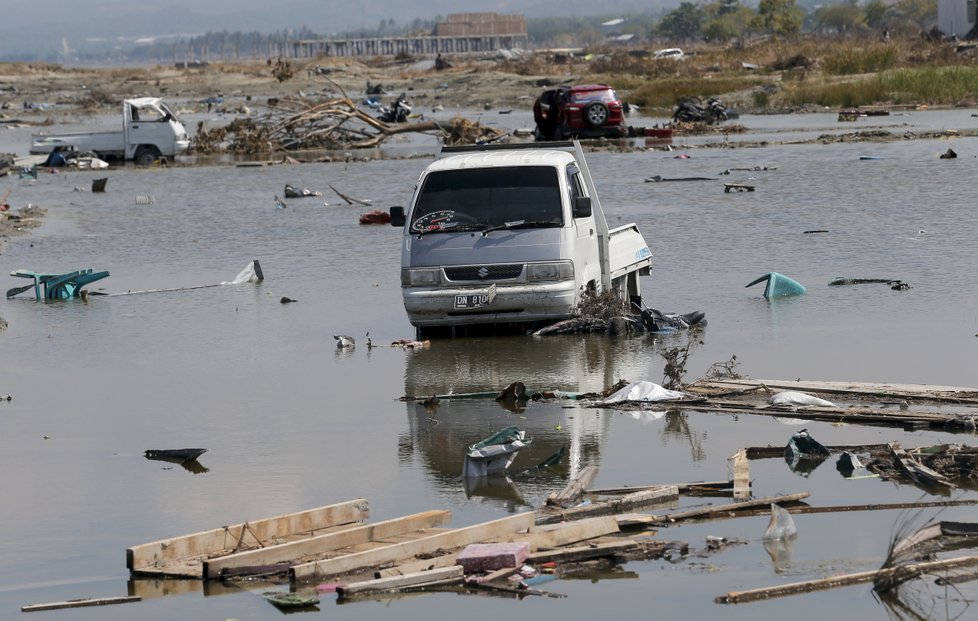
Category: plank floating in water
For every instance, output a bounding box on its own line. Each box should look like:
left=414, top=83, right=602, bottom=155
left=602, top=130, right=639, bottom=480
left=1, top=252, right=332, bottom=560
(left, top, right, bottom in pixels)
left=22, top=596, right=141, bottom=612
left=127, top=499, right=370, bottom=578
left=691, top=378, right=978, bottom=403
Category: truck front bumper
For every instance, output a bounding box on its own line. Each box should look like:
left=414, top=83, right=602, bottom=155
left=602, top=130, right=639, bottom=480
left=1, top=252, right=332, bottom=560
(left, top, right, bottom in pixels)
left=403, top=281, right=578, bottom=327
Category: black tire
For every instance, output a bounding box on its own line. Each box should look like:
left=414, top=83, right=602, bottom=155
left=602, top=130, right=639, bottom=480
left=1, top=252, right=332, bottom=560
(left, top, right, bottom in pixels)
left=584, top=102, right=610, bottom=127
left=134, top=146, right=159, bottom=166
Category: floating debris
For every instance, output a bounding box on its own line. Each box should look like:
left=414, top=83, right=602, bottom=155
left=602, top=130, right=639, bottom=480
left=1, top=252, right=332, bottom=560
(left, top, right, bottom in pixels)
left=334, top=335, right=355, bottom=349
left=462, top=426, right=531, bottom=478
left=746, top=272, right=806, bottom=298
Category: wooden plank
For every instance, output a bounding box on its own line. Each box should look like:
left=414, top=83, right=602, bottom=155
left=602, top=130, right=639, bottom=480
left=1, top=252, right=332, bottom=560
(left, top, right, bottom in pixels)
left=290, top=512, right=535, bottom=583
left=731, top=449, right=750, bottom=500
left=547, top=464, right=598, bottom=508
left=716, top=554, right=978, bottom=604
left=528, top=541, right=638, bottom=564
left=650, top=492, right=810, bottom=524
left=128, top=499, right=369, bottom=575
left=203, top=510, right=451, bottom=579
left=338, top=566, right=463, bottom=597
left=669, top=399, right=963, bottom=430
left=22, top=596, right=141, bottom=612
left=889, top=442, right=954, bottom=489
left=588, top=480, right=733, bottom=495
left=465, top=566, right=520, bottom=584
left=746, top=443, right=890, bottom=459
left=693, top=378, right=978, bottom=402
left=374, top=553, right=460, bottom=579
left=517, top=515, right=620, bottom=549
left=537, top=486, right=679, bottom=525
left=711, top=499, right=978, bottom=518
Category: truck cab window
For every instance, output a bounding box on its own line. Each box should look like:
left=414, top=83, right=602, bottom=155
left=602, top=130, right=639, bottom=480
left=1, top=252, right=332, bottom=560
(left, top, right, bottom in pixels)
left=411, top=166, right=563, bottom=233
left=566, top=165, right=586, bottom=206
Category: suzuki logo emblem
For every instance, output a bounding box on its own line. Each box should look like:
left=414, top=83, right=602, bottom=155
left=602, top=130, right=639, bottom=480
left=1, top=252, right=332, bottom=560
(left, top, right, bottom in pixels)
left=477, top=267, right=490, bottom=279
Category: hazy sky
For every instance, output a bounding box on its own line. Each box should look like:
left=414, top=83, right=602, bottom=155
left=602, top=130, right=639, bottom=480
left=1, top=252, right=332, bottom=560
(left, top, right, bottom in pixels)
left=0, top=0, right=659, bottom=60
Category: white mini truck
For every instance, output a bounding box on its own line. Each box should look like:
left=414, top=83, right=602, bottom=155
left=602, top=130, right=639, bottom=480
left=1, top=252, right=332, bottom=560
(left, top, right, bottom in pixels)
left=30, top=97, right=189, bottom=165
left=390, top=141, right=653, bottom=337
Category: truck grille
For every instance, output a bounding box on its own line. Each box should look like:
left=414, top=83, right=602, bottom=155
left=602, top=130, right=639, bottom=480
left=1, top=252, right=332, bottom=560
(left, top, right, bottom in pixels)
left=444, top=264, right=523, bottom=281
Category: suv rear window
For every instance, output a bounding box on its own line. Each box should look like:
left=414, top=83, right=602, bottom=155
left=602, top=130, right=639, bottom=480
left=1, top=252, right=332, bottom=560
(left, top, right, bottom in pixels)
left=570, top=89, right=617, bottom=104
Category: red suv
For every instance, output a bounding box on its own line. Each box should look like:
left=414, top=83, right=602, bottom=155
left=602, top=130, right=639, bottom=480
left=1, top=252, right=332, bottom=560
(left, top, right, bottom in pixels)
left=533, top=84, right=626, bottom=140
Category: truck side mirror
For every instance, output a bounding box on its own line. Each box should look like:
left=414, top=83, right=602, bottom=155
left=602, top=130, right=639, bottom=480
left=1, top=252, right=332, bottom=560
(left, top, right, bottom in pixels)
left=390, top=206, right=406, bottom=227
left=572, top=196, right=592, bottom=218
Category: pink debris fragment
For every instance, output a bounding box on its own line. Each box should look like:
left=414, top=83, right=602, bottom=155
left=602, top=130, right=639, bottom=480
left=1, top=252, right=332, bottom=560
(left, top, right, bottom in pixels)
left=456, top=542, right=530, bottom=573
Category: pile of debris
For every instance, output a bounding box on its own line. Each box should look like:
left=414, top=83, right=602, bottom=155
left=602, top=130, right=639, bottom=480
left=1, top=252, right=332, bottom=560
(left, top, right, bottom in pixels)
left=190, top=95, right=506, bottom=154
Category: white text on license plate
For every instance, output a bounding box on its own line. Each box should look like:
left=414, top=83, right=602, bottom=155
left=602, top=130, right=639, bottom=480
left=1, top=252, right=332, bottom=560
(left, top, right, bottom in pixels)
left=453, top=283, right=497, bottom=309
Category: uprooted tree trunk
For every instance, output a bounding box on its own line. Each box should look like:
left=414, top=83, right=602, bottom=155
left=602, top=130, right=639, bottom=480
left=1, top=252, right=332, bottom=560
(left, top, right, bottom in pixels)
left=190, top=94, right=506, bottom=154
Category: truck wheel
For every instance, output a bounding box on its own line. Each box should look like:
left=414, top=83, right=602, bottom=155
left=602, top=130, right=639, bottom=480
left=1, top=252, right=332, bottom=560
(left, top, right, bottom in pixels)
left=134, top=146, right=160, bottom=166
left=584, top=103, right=610, bottom=127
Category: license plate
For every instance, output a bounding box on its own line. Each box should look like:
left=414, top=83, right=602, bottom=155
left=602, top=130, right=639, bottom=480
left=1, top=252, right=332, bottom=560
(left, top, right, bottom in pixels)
left=454, top=283, right=496, bottom=309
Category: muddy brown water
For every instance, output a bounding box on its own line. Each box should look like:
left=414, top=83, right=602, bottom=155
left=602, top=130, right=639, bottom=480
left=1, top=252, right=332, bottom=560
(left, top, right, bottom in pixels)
left=2, top=110, right=978, bottom=619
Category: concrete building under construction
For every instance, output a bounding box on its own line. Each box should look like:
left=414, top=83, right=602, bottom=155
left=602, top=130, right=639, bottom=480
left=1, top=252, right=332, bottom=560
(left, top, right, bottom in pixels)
left=293, top=13, right=528, bottom=58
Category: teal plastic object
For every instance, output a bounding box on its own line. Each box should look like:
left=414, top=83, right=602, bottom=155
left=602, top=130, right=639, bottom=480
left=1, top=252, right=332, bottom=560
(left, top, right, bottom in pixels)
left=7, top=268, right=110, bottom=300
left=745, top=272, right=806, bottom=298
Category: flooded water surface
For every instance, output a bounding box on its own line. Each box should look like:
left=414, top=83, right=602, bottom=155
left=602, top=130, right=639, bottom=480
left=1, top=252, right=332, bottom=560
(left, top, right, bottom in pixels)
left=2, top=113, right=978, bottom=619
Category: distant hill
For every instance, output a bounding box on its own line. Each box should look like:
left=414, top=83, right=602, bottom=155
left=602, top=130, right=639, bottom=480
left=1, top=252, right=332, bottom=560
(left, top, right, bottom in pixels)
left=0, top=0, right=671, bottom=62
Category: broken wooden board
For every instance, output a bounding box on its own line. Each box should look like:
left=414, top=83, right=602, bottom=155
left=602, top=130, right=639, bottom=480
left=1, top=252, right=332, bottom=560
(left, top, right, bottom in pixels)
left=888, top=442, right=954, bottom=490
left=588, top=480, right=734, bottom=496
left=691, top=378, right=978, bottom=404
left=537, top=486, right=679, bottom=525
left=22, top=596, right=141, bottom=612
left=202, top=510, right=451, bottom=579
left=289, top=512, right=535, bottom=584
left=547, top=464, right=598, bottom=508
left=648, top=492, right=810, bottom=524
left=669, top=398, right=969, bottom=431
left=527, top=541, right=638, bottom=564
left=374, top=552, right=460, bottom=579
left=127, top=499, right=370, bottom=578
left=731, top=449, right=750, bottom=500
left=746, top=443, right=890, bottom=459
left=518, top=516, right=620, bottom=549
left=716, top=553, right=978, bottom=603
left=338, top=566, right=464, bottom=598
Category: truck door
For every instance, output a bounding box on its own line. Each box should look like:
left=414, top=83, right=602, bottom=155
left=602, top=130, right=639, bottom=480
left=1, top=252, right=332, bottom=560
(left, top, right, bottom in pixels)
left=126, top=101, right=169, bottom=159
left=567, top=164, right=599, bottom=294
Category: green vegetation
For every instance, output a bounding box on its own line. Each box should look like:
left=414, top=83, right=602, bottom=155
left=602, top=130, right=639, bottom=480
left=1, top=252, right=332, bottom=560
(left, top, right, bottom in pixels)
left=628, top=76, right=767, bottom=109
left=822, top=43, right=898, bottom=74
left=783, top=65, right=978, bottom=107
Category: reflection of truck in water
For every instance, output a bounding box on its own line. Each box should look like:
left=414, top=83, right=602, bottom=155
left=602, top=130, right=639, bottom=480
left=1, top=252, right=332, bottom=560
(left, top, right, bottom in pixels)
left=30, top=97, right=190, bottom=165
left=390, top=141, right=652, bottom=337
left=399, top=335, right=654, bottom=508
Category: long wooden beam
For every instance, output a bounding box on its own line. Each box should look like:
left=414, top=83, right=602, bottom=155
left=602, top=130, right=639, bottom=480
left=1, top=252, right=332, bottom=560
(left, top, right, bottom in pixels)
left=692, top=378, right=978, bottom=403
left=22, top=596, right=141, bottom=612
left=537, top=486, right=679, bottom=525
left=289, top=512, right=535, bottom=584
left=338, top=566, right=464, bottom=598
left=716, top=554, right=978, bottom=604
left=202, top=510, right=451, bottom=579
left=649, top=492, right=810, bottom=524
left=127, top=499, right=369, bottom=574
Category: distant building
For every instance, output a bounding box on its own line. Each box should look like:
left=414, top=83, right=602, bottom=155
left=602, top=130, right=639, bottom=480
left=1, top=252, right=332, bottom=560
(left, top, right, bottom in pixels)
left=295, top=12, right=527, bottom=58
left=938, top=0, right=977, bottom=36
left=433, top=13, right=527, bottom=37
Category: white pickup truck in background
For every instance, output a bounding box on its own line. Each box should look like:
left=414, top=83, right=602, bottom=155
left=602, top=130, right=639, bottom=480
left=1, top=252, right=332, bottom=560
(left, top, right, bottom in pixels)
left=390, top=140, right=653, bottom=337
left=30, top=97, right=189, bottom=165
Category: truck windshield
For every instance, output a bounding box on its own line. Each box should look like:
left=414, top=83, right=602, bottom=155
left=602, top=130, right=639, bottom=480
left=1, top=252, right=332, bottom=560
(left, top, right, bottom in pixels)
left=410, top=166, right=563, bottom=234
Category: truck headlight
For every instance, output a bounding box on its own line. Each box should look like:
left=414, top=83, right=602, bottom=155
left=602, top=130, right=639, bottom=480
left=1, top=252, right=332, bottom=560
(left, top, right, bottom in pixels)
left=401, top=267, right=442, bottom=286
left=526, top=261, right=574, bottom=282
